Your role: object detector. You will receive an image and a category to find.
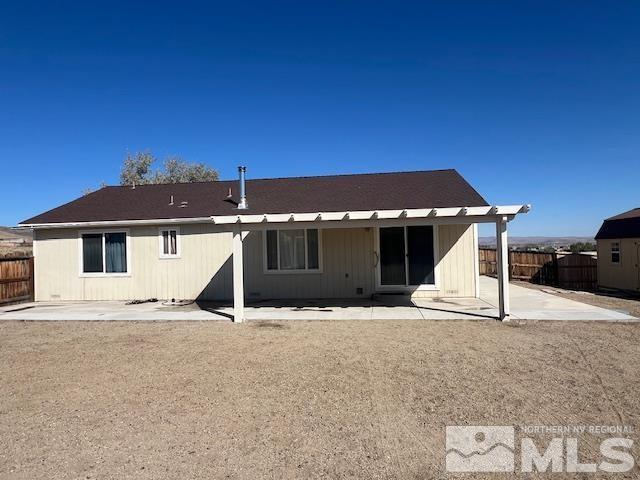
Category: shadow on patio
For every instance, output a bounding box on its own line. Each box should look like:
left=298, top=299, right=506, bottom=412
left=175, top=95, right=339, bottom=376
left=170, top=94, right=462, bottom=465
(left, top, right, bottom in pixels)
left=195, top=294, right=499, bottom=321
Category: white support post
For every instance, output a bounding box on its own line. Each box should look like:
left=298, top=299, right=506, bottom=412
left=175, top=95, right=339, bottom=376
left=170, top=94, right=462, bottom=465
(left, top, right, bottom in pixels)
left=232, top=225, right=245, bottom=323
left=495, top=216, right=510, bottom=321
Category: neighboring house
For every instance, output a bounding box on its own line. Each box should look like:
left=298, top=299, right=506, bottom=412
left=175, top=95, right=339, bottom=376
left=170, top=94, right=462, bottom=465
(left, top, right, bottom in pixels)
left=20, top=168, right=529, bottom=321
left=595, top=208, right=640, bottom=293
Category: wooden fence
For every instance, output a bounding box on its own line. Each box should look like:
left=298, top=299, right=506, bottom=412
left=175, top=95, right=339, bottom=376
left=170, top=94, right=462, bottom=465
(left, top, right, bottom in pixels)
left=556, top=253, right=598, bottom=291
left=479, top=248, right=597, bottom=290
left=0, top=257, right=34, bottom=305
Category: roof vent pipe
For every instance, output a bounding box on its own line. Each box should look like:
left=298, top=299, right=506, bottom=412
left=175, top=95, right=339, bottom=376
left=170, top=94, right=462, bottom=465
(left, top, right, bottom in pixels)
left=237, top=166, right=248, bottom=209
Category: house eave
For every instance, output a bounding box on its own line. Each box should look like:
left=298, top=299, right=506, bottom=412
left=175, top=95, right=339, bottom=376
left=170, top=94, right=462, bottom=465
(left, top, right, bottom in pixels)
left=20, top=216, right=215, bottom=230
left=20, top=205, right=530, bottom=230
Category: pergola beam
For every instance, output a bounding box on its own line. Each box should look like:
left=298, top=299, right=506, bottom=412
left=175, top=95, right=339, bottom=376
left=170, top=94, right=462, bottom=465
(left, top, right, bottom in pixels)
left=217, top=215, right=517, bottom=232
left=210, top=205, right=530, bottom=226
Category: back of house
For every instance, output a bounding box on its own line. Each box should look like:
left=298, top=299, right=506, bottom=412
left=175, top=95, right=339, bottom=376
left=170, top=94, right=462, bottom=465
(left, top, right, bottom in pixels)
left=20, top=168, right=528, bottom=311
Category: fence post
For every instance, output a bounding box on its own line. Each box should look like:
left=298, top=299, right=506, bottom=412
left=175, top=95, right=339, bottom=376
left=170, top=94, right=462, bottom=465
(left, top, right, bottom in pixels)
left=508, top=249, right=512, bottom=281
left=552, top=252, right=559, bottom=287
left=29, top=256, right=34, bottom=301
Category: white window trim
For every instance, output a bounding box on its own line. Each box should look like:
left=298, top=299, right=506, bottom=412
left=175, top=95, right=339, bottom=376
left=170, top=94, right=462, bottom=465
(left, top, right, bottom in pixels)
left=374, top=224, right=440, bottom=291
left=158, top=226, right=181, bottom=259
left=262, top=228, right=323, bottom=274
left=78, top=229, right=132, bottom=277
left=611, top=241, right=621, bottom=266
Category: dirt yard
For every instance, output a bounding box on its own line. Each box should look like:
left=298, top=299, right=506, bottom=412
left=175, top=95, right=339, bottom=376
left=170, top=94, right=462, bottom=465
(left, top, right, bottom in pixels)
left=1, top=320, right=639, bottom=479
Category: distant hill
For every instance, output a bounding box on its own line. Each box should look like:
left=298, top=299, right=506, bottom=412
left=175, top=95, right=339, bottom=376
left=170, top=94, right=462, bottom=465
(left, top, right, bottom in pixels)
left=479, top=236, right=595, bottom=248
left=0, top=227, right=32, bottom=258
left=0, top=226, right=32, bottom=241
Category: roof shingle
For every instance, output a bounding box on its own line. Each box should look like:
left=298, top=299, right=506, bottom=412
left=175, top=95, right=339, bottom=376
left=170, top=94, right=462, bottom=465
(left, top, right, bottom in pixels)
left=595, top=208, right=640, bottom=240
left=21, top=169, right=488, bottom=225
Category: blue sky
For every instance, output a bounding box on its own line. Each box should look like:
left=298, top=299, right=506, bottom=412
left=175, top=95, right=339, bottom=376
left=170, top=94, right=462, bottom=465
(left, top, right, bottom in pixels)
left=1, top=1, right=638, bottom=236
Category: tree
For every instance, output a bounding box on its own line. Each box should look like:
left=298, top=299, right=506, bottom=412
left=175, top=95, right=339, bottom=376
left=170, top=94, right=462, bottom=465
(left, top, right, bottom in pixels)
left=119, top=151, right=219, bottom=186
left=82, top=181, right=107, bottom=196
left=120, top=151, right=155, bottom=186
left=569, top=242, right=596, bottom=253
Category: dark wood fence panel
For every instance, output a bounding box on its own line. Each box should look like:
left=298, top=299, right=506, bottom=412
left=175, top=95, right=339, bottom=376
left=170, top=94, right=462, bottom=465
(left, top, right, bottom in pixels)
left=479, top=248, right=597, bottom=291
left=511, top=251, right=558, bottom=286
left=0, top=257, right=34, bottom=304
left=557, top=254, right=598, bottom=291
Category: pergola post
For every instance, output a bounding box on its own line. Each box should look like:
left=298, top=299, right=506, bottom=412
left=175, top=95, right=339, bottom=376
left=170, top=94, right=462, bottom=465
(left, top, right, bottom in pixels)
left=232, top=225, right=245, bottom=323
left=496, top=216, right=510, bottom=321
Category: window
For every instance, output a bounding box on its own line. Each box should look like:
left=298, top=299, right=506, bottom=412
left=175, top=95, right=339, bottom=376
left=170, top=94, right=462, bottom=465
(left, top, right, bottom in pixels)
left=159, top=227, right=180, bottom=258
left=80, top=231, right=129, bottom=275
left=265, top=228, right=321, bottom=272
left=378, top=225, right=436, bottom=288
left=611, top=242, right=620, bottom=264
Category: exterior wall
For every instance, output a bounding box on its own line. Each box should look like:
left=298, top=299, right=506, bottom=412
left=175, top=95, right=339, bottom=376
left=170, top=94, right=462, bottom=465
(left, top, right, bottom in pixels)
left=34, top=222, right=478, bottom=301
left=436, top=223, right=477, bottom=298
left=597, top=238, right=640, bottom=292
left=408, top=223, right=477, bottom=298
left=243, top=228, right=376, bottom=299
left=34, top=224, right=234, bottom=301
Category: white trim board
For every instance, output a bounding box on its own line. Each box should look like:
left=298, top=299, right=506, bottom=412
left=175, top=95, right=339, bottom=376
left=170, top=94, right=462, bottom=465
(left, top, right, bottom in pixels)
left=158, top=226, right=182, bottom=259
left=211, top=205, right=530, bottom=225
left=21, top=205, right=531, bottom=229
left=24, top=216, right=214, bottom=229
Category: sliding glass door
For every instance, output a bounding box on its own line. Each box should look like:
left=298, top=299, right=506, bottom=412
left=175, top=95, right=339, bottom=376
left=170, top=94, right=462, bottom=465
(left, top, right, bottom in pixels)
left=407, top=225, right=435, bottom=285
left=380, top=227, right=406, bottom=285
left=379, top=226, right=435, bottom=287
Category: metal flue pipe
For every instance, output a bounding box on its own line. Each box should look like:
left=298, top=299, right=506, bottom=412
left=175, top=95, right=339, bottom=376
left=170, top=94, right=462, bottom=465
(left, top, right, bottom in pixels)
left=237, top=166, right=248, bottom=209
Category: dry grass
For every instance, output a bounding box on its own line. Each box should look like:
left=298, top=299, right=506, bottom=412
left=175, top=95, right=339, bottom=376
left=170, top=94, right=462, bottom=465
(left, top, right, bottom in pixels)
left=1, top=320, right=639, bottom=479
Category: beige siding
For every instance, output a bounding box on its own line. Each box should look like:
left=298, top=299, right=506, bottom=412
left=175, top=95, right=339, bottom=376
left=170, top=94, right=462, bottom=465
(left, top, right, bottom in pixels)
left=34, top=222, right=478, bottom=301
left=438, top=223, right=477, bottom=297
left=597, top=238, right=640, bottom=292
left=35, top=225, right=234, bottom=301
left=411, top=223, right=477, bottom=298
left=244, top=228, right=376, bottom=299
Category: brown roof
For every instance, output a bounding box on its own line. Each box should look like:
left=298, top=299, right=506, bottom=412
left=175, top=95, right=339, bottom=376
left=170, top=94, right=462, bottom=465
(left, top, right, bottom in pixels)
left=595, top=208, right=640, bottom=240
left=20, top=169, right=488, bottom=225
left=605, top=208, right=640, bottom=221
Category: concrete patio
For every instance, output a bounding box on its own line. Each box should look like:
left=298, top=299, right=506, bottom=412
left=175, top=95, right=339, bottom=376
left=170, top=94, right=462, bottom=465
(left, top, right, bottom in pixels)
left=0, top=277, right=636, bottom=322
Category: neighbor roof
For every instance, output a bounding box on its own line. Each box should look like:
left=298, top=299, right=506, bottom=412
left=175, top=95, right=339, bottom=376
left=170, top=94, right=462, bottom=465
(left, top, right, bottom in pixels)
left=21, top=169, right=489, bottom=225
left=595, top=208, right=640, bottom=240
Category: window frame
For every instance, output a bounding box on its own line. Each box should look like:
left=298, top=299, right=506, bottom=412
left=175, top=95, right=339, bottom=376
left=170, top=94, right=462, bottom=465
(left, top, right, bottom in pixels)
left=374, top=224, right=440, bottom=292
left=262, top=228, right=323, bottom=274
left=158, top=226, right=181, bottom=259
left=78, top=229, right=131, bottom=277
left=611, top=241, right=621, bottom=265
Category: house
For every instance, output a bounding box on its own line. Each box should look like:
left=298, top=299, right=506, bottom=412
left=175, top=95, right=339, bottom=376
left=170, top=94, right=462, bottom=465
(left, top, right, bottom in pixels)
left=20, top=168, right=529, bottom=321
left=595, top=208, right=640, bottom=293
